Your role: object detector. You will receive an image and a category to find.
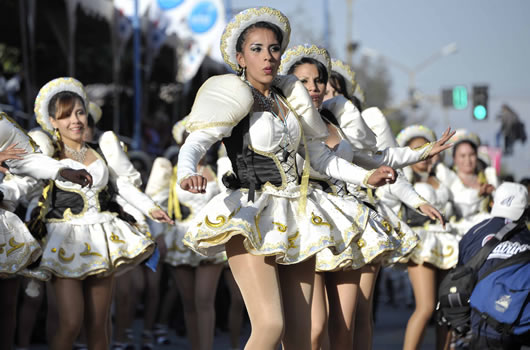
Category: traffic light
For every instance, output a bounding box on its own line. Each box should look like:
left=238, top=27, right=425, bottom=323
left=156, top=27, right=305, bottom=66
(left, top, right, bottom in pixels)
left=442, top=86, right=468, bottom=109
left=472, top=85, right=488, bottom=120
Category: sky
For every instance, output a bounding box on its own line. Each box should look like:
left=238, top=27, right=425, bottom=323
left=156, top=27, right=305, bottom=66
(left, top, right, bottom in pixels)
left=229, top=0, right=530, bottom=179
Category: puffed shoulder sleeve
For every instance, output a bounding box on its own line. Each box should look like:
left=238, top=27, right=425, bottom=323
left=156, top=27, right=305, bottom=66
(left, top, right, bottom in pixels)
left=177, top=74, right=253, bottom=183
left=0, top=174, right=38, bottom=212
left=321, top=95, right=377, bottom=151
left=185, top=74, right=253, bottom=137
left=98, top=131, right=142, bottom=186
left=98, top=131, right=158, bottom=218
left=0, top=113, right=63, bottom=180
left=274, top=74, right=328, bottom=141
left=360, top=107, right=399, bottom=149
left=145, top=157, right=172, bottom=211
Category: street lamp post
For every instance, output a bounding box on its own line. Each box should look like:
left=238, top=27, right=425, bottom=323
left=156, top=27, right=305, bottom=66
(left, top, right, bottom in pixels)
left=362, top=42, right=457, bottom=112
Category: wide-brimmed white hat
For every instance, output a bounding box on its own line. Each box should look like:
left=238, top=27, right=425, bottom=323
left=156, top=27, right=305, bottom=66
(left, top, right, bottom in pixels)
left=331, top=59, right=365, bottom=102
left=450, top=128, right=481, bottom=149
left=279, top=44, right=331, bottom=77
left=491, top=182, right=528, bottom=221
left=220, top=7, right=290, bottom=73
left=396, top=124, right=437, bottom=147
left=34, top=77, right=87, bottom=135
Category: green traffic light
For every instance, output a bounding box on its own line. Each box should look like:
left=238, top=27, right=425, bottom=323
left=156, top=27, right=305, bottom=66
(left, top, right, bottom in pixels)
left=473, top=105, right=487, bottom=120
left=452, top=86, right=468, bottom=110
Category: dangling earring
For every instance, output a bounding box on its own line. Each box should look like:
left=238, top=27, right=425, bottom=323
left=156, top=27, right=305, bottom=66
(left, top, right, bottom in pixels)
left=241, top=67, right=247, bottom=81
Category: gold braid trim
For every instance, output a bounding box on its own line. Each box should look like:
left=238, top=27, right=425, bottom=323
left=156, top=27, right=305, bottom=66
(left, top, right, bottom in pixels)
left=167, top=165, right=182, bottom=221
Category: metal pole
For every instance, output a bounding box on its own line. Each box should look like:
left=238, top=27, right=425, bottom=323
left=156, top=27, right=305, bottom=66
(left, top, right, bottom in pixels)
left=111, top=8, right=121, bottom=135
left=18, top=0, right=32, bottom=124
left=132, top=0, right=142, bottom=150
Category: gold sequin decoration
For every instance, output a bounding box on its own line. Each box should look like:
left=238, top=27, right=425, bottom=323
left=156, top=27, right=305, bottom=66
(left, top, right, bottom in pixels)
left=0, top=243, right=5, bottom=254
left=7, top=237, right=24, bottom=256
left=58, top=248, right=75, bottom=262
left=287, top=231, right=299, bottom=249
left=205, top=215, right=227, bottom=228
left=51, top=248, right=57, bottom=253
left=311, top=212, right=331, bottom=228
left=431, top=246, right=455, bottom=258
left=273, top=222, right=287, bottom=232
left=80, top=243, right=102, bottom=257
left=357, top=239, right=366, bottom=248
left=110, top=233, right=126, bottom=244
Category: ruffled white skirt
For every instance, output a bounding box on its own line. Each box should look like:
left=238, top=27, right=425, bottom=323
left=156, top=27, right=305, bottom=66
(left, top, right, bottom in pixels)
left=316, top=200, right=419, bottom=271
left=0, top=209, right=41, bottom=278
left=404, top=223, right=459, bottom=270
left=35, top=212, right=154, bottom=280
left=183, top=186, right=372, bottom=265
left=165, top=221, right=226, bottom=267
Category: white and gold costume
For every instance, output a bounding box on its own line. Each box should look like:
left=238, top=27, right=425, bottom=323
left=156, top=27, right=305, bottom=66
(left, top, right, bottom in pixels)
left=30, top=78, right=156, bottom=280
left=0, top=111, right=75, bottom=277
left=435, top=130, right=497, bottom=237
left=166, top=164, right=225, bottom=266
left=34, top=131, right=156, bottom=280
left=178, top=72, right=388, bottom=264
left=377, top=125, right=460, bottom=269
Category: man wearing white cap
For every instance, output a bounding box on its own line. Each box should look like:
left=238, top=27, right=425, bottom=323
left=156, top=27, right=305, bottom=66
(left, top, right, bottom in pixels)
left=458, top=182, right=529, bottom=349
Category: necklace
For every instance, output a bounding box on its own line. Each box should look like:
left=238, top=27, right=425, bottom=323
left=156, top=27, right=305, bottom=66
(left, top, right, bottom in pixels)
left=250, top=86, right=275, bottom=112
left=64, top=143, right=88, bottom=163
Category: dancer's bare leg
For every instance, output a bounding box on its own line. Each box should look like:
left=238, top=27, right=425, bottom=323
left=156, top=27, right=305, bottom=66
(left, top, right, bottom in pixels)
left=226, top=235, right=284, bottom=350
left=278, top=257, right=315, bottom=350
left=83, top=275, right=114, bottom=350
left=174, top=266, right=200, bottom=350
left=353, top=264, right=380, bottom=350
left=195, top=263, right=224, bottom=350
left=310, top=272, right=328, bottom=350
left=16, top=279, right=45, bottom=349
left=50, top=278, right=84, bottom=350
left=326, top=269, right=361, bottom=349
left=224, top=268, right=245, bottom=349
left=403, top=262, right=436, bottom=350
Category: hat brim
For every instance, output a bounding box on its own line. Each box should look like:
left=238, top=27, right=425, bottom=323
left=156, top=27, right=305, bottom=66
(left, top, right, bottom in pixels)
left=331, top=59, right=357, bottom=99
left=34, top=77, right=88, bottom=134
left=491, top=206, right=525, bottom=221
left=396, top=125, right=437, bottom=147
left=279, top=44, right=331, bottom=76
left=88, top=101, right=102, bottom=124
left=220, top=7, right=290, bottom=73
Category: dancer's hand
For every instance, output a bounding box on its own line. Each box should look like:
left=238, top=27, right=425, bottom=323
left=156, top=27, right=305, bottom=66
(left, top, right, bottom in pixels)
left=478, top=183, right=495, bottom=197
left=180, top=174, right=207, bottom=194
left=427, top=127, right=456, bottom=159
left=418, top=203, right=446, bottom=228
left=367, top=166, right=397, bottom=187
left=59, top=168, right=93, bottom=187
left=151, top=209, right=174, bottom=225
left=0, top=143, right=26, bottom=173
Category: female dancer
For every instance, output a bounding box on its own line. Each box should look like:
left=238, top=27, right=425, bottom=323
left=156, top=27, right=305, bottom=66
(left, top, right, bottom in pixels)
left=320, top=60, right=426, bottom=350
left=177, top=7, right=401, bottom=349
left=165, top=152, right=225, bottom=350
left=279, top=46, right=451, bottom=349
left=31, top=77, right=173, bottom=350
left=0, top=111, right=92, bottom=350
left=395, top=125, right=459, bottom=350
left=436, top=129, right=497, bottom=236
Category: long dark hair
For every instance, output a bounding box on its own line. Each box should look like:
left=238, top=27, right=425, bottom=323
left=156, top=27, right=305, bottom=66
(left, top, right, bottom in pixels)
left=328, top=70, right=362, bottom=111
left=287, top=57, right=329, bottom=85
